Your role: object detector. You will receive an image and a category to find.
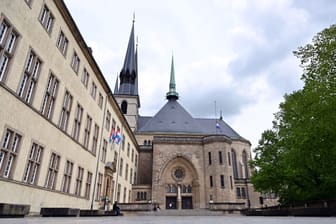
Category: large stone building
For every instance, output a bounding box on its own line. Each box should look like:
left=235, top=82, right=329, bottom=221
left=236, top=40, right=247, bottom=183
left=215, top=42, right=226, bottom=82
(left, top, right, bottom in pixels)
left=113, top=22, right=262, bottom=211
left=0, top=0, right=138, bottom=214
left=0, top=0, right=265, bottom=215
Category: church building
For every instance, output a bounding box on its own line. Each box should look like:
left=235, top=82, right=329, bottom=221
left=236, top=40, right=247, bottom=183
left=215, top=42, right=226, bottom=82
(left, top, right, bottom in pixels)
left=114, top=21, right=262, bottom=210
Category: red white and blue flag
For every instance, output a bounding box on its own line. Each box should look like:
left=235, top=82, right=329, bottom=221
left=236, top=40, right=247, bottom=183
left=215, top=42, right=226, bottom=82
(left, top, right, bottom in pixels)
left=109, top=126, right=116, bottom=143
left=114, top=127, right=123, bottom=145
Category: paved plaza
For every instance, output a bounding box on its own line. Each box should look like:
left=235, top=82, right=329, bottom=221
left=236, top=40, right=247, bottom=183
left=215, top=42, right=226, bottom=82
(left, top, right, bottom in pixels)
left=0, top=215, right=335, bottom=224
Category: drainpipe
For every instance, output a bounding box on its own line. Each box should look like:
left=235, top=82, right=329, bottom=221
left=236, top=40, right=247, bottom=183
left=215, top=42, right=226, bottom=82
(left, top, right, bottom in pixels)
left=91, top=92, right=109, bottom=209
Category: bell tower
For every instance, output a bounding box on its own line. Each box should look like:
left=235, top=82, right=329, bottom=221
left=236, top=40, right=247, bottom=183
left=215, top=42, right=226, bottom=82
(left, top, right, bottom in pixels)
left=114, top=17, right=140, bottom=131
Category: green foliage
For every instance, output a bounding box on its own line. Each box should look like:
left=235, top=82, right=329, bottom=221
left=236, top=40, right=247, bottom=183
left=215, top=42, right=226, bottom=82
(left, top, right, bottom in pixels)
left=251, top=24, right=336, bottom=204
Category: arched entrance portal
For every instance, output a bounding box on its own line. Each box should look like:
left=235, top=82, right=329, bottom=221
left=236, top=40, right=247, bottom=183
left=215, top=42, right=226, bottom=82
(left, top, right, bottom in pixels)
left=158, top=156, right=200, bottom=210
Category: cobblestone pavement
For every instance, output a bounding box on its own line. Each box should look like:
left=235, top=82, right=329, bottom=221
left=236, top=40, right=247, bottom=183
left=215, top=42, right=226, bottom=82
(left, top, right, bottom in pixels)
left=0, top=216, right=335, bottom=224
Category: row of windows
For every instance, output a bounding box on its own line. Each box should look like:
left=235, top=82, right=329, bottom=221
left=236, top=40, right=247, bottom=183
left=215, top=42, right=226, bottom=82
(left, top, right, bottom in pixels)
left=209, top=174, right=234, bottom=189
left=165, top=184, right=192, bottom=194
left=116, top=183, right=132, bottom=203
left=0, top=5, right=103, bottom=112
left=208, top=149, right=249, bottom=179
left=38, top=3, right=104, bottom=108
left=0, top=13, right=138, bottom=159
left=116, top=155, right=137, bottom=185
left=0, top=127, right=100, bottom=200
left=135, top=191, right=150, bottom=201
left=236, top=187, right=247, bottom=199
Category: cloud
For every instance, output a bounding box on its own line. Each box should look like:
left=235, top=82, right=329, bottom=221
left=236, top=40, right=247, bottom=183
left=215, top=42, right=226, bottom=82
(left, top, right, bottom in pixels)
left=64, top=0, right=336, bottom=149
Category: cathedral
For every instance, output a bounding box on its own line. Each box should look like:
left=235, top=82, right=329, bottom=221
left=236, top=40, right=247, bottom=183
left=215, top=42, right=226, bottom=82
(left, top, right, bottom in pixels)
left=114, top=21, right=262, bottom=210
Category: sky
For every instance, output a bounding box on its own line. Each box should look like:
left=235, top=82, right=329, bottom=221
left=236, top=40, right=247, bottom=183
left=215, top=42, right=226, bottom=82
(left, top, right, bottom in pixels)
left=64, top=0, right=336, bottom=150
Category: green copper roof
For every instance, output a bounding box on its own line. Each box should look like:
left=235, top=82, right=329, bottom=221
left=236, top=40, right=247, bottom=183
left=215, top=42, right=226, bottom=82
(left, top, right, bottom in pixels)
left=166, top=55, right=179, bottom=100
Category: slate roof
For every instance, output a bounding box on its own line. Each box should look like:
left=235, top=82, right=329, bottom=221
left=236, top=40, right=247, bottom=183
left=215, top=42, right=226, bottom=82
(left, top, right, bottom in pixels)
left=137, top=99, right=247, bottom=141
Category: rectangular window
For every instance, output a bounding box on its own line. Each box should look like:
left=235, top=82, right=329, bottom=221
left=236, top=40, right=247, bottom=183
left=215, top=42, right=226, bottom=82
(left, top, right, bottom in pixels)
left=18, top=50, right=42, bottom=104
left=101, top=139, right=107, bottom=163
left=45, top=153, right=60, bottom=189
left=208, top=151, right=212, bottom=165
left=130, top=168, right=133, bottom=184
left=127, top=143, right=130, bottom=157
left=39, top=4, right=54, bottom=33
left=74, top=166, right=84, bottom=196
left=117, top=184, right=121, bottom=202
left=72, top=103, right=83, bottom=141
left=95, top=173, right=103, bottom=201
left=0, top=18, right=19, bottom=82
left=23, top=142, right=43, bottom=185
left=119, top=158, right=123, bottom=177
left=56, top=30, right=68, bottom=56
left=41, top=72, right=59, bottom=119
left=241, top=187, right=246, bottom=199
left=59, top=91, right=73, bottom=132
left=220, top=175, right=225, bottom=188
left=90, top=81, right=97, bottom=99
left=71, top=51, right=80, bottom=73
left=113, top=151, right=118, bottom=165
left=236, top=187, right=241, bottom=198
left=123, top=187, right=127, bottom=203
left=121, top=134, right=125, bottom=151
left=230, top=176, right=233, bottom=189
left=209, top=175, right=213, bottom=188
left=81, top=68, right=89, bottom=88
left=125, top=164, right=129, bottom=181
left=219, top=151, right=223, bottom=164
left=105, top=110, right=111, bottom=131
left=84, top=171, right=92, bottom=199
left=61, top=160, right=73, bottom=193
left=131, top=148, right=134, bottom=162
left=228, top=152, right=231, bottom=166
left=83, top=114, right=92, bottom=149
left=0, top=128, right=21, bottom=178
left=134, top=172, right=137, bottom=184
left=98, top=93, right=103, bottom=108
left=91, top=124, right=99, bottom=155
left=135, top=154, right=138, bottom=167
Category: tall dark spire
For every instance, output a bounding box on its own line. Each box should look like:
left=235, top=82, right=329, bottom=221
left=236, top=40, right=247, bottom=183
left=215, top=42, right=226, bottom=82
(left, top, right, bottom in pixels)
left=117, top=17, right=137, bottom=95
left=114, top=75, right=119, bottom=94
left=134, top=36, right=139, bottom=95
left=166, top=55, right=179, bottom=100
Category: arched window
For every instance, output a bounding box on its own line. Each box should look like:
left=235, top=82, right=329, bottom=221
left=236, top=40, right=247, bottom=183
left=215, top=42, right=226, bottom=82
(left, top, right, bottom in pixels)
left=231, top=149, right=238, bottom=179
left=121, top=101, right=127, bottom=114
left=144, top=140, right=147, bottom=145
left=242, top=150, right=249, bottom=178
left=148, top=140, right=151, bottom=145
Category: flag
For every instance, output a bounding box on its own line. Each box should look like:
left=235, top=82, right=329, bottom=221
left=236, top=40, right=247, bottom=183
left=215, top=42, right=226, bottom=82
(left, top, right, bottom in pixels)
left=216, top=121, right=222, bottom=132
left=109, top=126, right=115, bottom=143
left=114, top=127, right=123, bottom=144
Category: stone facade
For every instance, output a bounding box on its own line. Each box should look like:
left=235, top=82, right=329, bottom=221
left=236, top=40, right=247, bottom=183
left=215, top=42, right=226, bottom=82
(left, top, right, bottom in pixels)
left=0, top=0, right=138, bottom=214
left=133, top=134, right=257, bottom=210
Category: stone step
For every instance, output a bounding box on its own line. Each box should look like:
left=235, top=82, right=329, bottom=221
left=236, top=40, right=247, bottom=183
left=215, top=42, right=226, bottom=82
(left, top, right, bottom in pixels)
left=125, top=209, right=228, bottom=216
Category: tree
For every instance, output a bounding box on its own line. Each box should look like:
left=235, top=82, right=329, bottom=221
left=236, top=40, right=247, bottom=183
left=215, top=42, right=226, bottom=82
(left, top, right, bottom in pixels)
left=251, top=24, right=336, bottom=204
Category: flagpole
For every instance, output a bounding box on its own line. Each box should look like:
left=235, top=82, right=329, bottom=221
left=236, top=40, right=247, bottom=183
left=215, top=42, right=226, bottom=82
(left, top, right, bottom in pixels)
left=215, top=100, right=217, bottom=134
left=113, top=124, right=124, bottom=202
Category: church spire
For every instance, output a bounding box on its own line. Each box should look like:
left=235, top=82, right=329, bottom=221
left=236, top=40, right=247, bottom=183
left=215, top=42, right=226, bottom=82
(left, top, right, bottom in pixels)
left=166, top=55, right=179, bottom=100
left=134, top=36, right=139, bottom=95
left=118, top=17, right=136, bottom=95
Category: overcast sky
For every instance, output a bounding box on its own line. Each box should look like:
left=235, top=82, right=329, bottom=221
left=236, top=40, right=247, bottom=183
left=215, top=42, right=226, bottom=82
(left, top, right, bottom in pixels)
left=64, top=0, right=336, bottom=149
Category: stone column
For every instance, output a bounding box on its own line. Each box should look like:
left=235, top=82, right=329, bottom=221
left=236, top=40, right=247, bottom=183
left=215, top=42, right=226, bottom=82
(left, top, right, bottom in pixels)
left=177, top=184, right=181, bottom=210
